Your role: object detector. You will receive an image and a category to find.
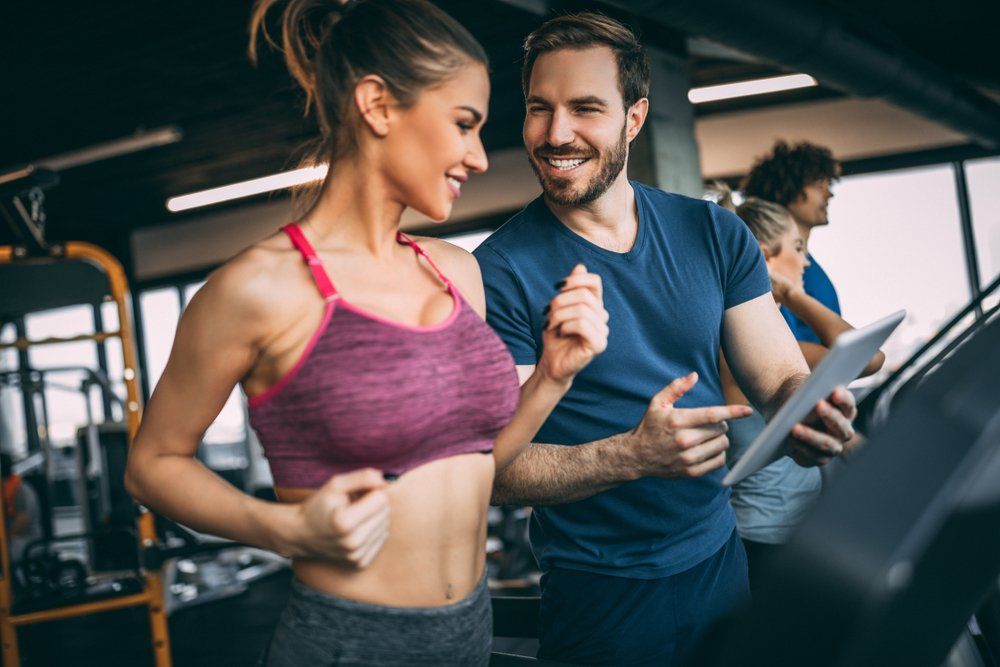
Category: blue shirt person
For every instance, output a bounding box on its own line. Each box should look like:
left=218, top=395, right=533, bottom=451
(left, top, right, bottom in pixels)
left=781, top=255, right=841, bottom=343
left=741, top=140, right=843, bottom=344
left=475, top=14, right=857, bottom=666
left=477, top=184, right=770, bottom=577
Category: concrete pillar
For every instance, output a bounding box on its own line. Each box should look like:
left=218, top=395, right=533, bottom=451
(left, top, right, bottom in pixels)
left=628, top=46, right=704, bottom=198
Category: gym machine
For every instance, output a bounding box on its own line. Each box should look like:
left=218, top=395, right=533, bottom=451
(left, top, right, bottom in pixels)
left=0, top=366, right=143, bottom=609
left=857, top=271, right=1000, bottom=432
left=1, top=165, right=292, bottom=664
left=695, top=308, right=1000, bottom=666
left=0, top=165, right=171, bottom=665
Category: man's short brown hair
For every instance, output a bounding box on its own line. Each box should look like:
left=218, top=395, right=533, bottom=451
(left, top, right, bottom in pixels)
left=521, top=12, right=650, bottom=109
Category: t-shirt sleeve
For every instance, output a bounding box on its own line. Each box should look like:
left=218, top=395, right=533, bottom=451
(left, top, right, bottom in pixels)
left=713, top=205, right=772, bottom=309
left=473, top=244, right=539, bottom=365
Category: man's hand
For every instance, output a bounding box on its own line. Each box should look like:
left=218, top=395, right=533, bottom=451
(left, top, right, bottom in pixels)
left=626, top=372, right=753, bottom=479
left=788, top=386, right=857, bottom=467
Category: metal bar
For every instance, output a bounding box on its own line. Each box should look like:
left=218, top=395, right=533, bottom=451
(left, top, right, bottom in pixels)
left=92, top=304, right=115, bottom=421
left=130, top=289, right=152, bottom=403
left=884, top=273, right=998, bottom=383
left=35, top=126, right=183, bottom=172
left=0, top=378, right=18, bottom=666
left=0, top=367, right=121, bottom=400
left=903, top=301, right=1000, bottom=389
left=0, top=166, right=58, bottom=197
left=857, top=272, right=1000, bottom=421
left=953, top=161, right=984, bottom=319
left=61, top=242, right=172, bottom=667
left=12, top=320, right=39, bottom=456
left=0, top=166, right=35, bottom=189
left=34, top=384, right=56, bottom=545
left=8, top=591, right=152, bottom=627
left=0, top=331, right=121, bottom=351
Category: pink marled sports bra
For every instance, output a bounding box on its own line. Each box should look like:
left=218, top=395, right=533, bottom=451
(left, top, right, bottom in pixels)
left=247, top=223, right=521, bottom=488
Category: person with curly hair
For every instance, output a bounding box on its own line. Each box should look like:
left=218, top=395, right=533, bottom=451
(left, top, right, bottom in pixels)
left=741, top=140, right=842, bottom=345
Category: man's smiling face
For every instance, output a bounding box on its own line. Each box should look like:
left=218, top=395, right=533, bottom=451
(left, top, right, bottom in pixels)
left=523, top=46, right=633, bottom=207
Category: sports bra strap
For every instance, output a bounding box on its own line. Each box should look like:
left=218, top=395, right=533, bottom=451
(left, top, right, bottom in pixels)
left=396, top=232, right=452, bottom=288
left=282, top=223, right=339, bottom=301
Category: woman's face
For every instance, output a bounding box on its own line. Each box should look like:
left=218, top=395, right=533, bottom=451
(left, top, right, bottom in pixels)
left=382, top=63, right=490, bottom=222
left=765, top=221, right=810, bottom=287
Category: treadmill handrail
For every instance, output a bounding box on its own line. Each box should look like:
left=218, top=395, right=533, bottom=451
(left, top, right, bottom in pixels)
left=870, top=300, right=1000, bottom=428
left=858, top=271, right=1000, bottom=421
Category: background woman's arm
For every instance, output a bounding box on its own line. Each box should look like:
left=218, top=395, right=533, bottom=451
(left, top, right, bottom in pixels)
left=774, top=273, right=885, bottom=377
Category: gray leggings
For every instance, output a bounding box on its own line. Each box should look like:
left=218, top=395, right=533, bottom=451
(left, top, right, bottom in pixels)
left=261, top=574, right=492, bottom=666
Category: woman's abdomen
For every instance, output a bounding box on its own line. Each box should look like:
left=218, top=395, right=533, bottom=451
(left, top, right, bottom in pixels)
left=280, top=451, right=495, bottom=607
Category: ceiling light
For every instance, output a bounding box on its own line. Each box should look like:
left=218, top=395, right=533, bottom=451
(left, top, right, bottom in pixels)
left=166, top=164, right=328, bottom=212
left=688, top=74, right=818, bottom=104
left=38, top=126, right=183, bottom=171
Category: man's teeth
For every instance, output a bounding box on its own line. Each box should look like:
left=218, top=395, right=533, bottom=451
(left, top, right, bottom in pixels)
left=446, top=176, right=462, bottom=191
left=546, top=158, right=587, bottom=170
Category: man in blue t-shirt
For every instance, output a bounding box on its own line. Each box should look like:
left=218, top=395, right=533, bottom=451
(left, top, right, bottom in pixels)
left=742, top=140, right=843, bottom=342
left=473, top=13, right=858, bottom=667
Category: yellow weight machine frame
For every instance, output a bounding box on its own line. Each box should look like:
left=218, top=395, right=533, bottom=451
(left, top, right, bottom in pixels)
left=0, top=241, right=171, bottom=666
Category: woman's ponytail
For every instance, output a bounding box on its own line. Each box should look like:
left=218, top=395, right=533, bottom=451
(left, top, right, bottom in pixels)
left=249, top=0, right=350, bottom=114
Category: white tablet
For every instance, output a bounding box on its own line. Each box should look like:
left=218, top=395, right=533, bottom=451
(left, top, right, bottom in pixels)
left=722, top=309, right=906, bottom=486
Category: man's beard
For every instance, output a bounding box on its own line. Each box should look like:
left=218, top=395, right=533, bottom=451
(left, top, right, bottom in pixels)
left=529, top=124, right=628, bottom=207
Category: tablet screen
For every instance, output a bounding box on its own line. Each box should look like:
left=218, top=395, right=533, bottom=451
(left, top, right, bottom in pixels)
left=723, top=309, right=906, bottom=486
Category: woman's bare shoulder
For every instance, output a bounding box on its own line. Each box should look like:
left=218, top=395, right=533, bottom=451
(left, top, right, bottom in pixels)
left=191, top=231, right=316, bottom=327
left=410, top=235, right=485, bottom=313
left=410, top=236, right=481, bottom=280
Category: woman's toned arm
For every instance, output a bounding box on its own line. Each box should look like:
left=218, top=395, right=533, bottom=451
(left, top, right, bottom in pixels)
left=125, top=248, right=390, bottom=567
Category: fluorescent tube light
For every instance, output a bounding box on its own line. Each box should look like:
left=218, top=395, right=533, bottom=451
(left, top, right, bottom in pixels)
left=166, top=164, right=328, bottom=212
left=688, top=74, right=818, bottom=104
left=39, top=126, right=184, bottom=171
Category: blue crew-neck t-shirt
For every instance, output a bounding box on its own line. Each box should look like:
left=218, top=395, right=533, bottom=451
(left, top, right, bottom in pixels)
left=474, top=182, right=771, bottom=579
left=780, top=254, right=840, bottom=344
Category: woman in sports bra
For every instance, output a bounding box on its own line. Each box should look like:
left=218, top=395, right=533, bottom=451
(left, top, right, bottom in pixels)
left=124, top=1, right=609, bottom=665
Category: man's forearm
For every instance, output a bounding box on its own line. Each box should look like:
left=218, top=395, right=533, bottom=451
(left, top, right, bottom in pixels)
left=491, top=432, right=637, bottom=506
